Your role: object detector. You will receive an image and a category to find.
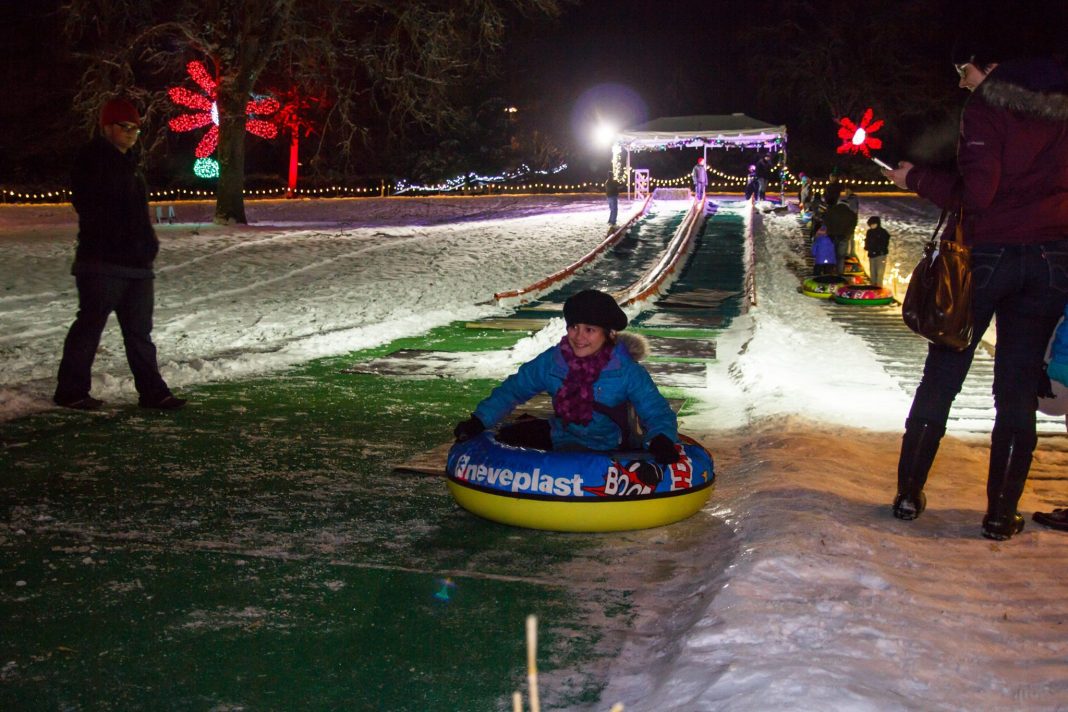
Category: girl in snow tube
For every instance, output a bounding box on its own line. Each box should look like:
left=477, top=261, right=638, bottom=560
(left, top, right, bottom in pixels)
left=801, top=274, right=849, bottom=299
left=449, top=289, right=714, bottom=531
left=832, top=284, right=895, bottom=306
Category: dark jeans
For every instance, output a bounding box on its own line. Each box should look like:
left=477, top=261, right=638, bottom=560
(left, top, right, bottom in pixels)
left=55, top=274, right=170, bottom=401
left=908, top=240, right=1068, bottom=436
left=694, top=183, right=706, bottom=201
left=830, top=235, right=849, bottom=274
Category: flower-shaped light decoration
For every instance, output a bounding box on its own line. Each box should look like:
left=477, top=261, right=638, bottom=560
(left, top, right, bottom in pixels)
left=836, top=108, right=883, bottom=158
left=168, top=60, right=280, bottom=159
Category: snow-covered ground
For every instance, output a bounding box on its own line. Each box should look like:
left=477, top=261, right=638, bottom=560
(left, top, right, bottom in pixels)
left=2, top=193, right=1067, bottom=710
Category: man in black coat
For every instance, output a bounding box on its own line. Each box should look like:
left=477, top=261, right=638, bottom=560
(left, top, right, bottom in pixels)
left=53, top=98, right=186, bottom=410
left=823, top=198, right=859, bottom=275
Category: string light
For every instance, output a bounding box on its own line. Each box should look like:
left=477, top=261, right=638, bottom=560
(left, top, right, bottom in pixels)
left=193, top=157, right=220, bottom=179
left=393, top=163, right=568, bottom=194
left=3, top=161, right=903, bottom=205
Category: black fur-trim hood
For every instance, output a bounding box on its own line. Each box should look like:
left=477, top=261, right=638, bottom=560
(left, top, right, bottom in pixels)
left=976, top=58, right=1068, bottom=121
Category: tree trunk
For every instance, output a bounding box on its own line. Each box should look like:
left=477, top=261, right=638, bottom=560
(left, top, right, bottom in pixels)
left=214, top=89, right=248, bottom=224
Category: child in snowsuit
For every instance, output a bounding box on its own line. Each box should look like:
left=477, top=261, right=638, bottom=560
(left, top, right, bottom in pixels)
left=453, top=289, right=680, bottom=465
left=1032, top=303, right=1068, bottom=529
left=1048, top=304, right=1068, bottom=388
left=864, top=216, right=891, bottom=287
left=823, top=199, right=859, bottom=275
left=811, top=226, right=837, bottom=275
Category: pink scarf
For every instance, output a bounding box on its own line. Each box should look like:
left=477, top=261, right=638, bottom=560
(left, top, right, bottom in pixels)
left=553, top=335, right=613, bottom=425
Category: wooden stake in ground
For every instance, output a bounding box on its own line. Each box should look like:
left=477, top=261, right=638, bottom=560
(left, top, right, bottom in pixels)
left=526, top=614, right=541, bottom=712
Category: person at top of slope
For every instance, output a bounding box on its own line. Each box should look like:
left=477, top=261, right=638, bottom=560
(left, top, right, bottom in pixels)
left=453, top=289, right=680, bottom=465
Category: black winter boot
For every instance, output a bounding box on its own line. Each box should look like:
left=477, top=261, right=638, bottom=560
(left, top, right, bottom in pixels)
left=892, top=418, right=945, bottom=521
left=981, top=427, right=1037, bottom=541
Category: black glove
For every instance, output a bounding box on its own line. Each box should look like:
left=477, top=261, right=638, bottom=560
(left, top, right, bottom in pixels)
left=1039, top=363, right=1055, bottom=399
left=648, top=434, right=679, bottom=465
left=453, top=415, right=485, bottom=442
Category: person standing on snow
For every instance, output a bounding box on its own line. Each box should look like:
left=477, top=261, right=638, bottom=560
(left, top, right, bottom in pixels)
left=823, top=196, right=858, bottom=275
left=691, top=156, right=708, bottom=201
left=881, top=19, right=1068, bottom=540
left=755, top=153, right=776, bottom=201
left=797, top=173, right=813, bottom=213
left=605, top=172, right=621, bottom=228
left=54, top=97, right=186, bottom=411
left=863, top=216, right=891, bottom=288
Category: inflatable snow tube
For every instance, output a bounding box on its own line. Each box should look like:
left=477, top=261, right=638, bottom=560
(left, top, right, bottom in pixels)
left=445, top=432, right=715, bottom=532
left=833, top=284, right=894, bottom=306
left=843, top=255, right=866, bottom=276
left=801, top=274, right=849, bottom=299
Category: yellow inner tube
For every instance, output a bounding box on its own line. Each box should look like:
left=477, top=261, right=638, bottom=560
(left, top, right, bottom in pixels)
left=446, top=479, right=714, bottom=532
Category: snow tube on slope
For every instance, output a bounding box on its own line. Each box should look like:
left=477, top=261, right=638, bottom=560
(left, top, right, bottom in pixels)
left=445, top=432, right=715, bottom=532
left=801, top=274, right=849, bottom=299
left=833, top=284, right=895, bottom=306
left=841, top=256, right=868, bottom=284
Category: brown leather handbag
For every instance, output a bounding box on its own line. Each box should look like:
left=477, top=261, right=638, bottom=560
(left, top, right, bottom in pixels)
left=901, top=210, right=974, bottom=351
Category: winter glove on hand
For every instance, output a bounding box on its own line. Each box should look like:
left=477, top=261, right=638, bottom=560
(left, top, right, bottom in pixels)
left=1048, top=361, right=1068, bottom=388
left=1038, top=363, right=1055, bottom=399
left=648, top=434, right=679, bottom=465
left=453, top=415, right=485, bottom=442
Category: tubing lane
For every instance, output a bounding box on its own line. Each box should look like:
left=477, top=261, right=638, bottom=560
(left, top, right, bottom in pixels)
left=614, top=198, right=709, bottom=307
left=494, top=195, right=654, bottom=306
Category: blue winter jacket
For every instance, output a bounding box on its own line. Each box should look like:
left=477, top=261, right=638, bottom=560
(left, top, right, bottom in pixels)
left=473, top=333, right=678, bottom=451
left=1049, top=304, right=1068, bottom=386
left=811, top=233, right=836, bottom=265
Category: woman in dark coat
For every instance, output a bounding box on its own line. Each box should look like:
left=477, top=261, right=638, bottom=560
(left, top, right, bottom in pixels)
left=882, top=30, right=1068, bottom=539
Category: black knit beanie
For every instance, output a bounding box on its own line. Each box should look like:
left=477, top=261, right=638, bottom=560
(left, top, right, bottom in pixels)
left=563, top=290, right=628, bottom=332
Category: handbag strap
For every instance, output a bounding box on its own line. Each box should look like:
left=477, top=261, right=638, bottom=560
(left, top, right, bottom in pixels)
left=929, top=209, right=947, bottom=246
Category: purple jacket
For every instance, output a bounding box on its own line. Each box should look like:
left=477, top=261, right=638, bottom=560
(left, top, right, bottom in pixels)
left=906, top=58, right=1068, bottom=245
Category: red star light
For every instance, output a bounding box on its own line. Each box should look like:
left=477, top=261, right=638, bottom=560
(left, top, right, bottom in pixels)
left=836, top=108, right=884, bottom=158
left=168, top=60, right=280, bottom=158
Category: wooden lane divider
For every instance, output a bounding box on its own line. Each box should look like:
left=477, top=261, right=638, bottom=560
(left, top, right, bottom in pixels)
left=614, top=198, right=709, bottom=308
left=494, top=194, right=654, bottom=306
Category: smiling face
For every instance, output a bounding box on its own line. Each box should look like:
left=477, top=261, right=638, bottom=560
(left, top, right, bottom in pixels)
left=566, top=322, right=609, bottom=358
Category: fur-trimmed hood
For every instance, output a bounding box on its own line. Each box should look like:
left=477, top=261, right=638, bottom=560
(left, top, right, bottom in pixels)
left=616, top=331, right=649, bottom=362
left=976, top=58, right=1068, bottom=121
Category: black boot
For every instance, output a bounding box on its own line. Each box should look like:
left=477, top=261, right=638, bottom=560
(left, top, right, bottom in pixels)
left=892, top=418, right=945, bottom=520
left=981, top=427, right=1037, bottom=541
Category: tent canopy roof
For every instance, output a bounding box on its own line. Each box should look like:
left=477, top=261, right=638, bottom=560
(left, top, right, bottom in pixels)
left=615, top=113, right=786, bottom=152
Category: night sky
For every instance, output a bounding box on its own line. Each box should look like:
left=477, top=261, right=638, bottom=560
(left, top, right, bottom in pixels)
left=0, top=0, right=1017, bottom=185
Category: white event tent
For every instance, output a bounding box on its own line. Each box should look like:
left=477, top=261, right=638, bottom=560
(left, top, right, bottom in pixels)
left=613, top=113, right=788, bottom=196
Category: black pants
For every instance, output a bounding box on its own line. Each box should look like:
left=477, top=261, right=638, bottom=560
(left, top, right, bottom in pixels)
left=909, top=240, right=1068, bottom=436
left=55, top=274, right=170, bottom=401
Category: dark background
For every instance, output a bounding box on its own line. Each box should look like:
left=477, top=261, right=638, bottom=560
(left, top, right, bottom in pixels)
left=0, top=0, right=983, bottom=190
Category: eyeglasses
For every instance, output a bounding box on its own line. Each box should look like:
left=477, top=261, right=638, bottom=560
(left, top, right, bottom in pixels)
left=115, top=122, right=141, bottom=134
left=954, top=63, right=971, bottom=79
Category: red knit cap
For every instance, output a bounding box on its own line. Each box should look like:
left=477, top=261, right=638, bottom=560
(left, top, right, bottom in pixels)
left=99, top=98, right=141, bottom=128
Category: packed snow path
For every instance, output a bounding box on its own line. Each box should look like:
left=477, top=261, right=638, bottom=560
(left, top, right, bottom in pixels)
left=761, top=199, right=1066, bottom=435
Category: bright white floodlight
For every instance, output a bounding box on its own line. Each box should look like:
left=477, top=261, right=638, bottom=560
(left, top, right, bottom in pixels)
left=593, top=122, right=617, bottom=148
